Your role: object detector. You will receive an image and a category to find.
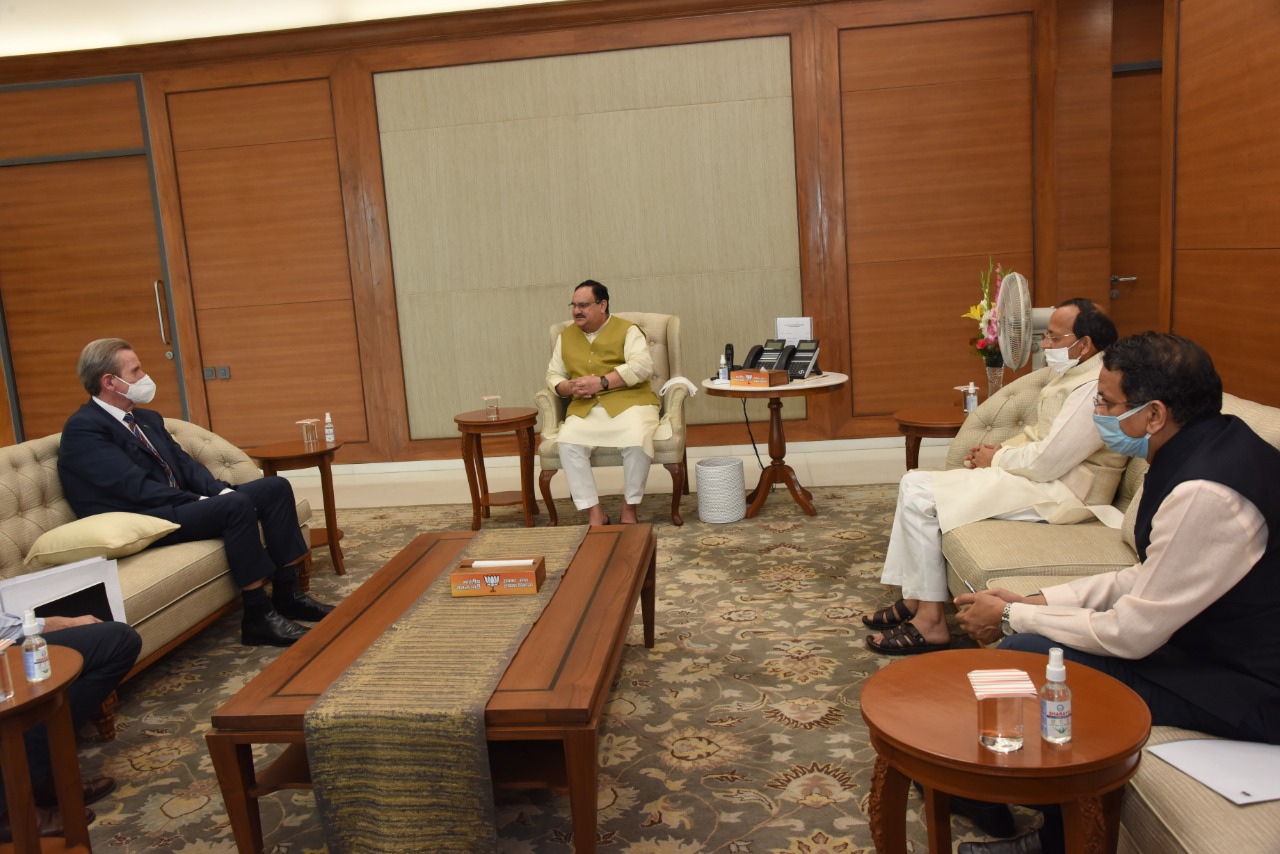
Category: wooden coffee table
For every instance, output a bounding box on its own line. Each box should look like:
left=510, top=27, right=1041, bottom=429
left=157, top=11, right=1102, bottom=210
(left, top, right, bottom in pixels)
left=206, top=524, right=656, bottom=854
left=861, top=648, right=1151, bottom=854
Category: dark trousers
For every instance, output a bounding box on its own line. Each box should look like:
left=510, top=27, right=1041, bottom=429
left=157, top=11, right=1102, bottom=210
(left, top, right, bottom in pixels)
left=0, top=620, right=141, bottom=811
left=152, top=477, right=308, bottom=589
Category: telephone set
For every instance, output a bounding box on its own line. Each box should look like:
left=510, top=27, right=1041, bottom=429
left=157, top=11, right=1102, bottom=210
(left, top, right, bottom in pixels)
left=743, top=339, right=794, bottom=372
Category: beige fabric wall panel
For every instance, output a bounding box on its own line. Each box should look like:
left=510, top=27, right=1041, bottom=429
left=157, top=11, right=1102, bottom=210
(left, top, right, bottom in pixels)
left=378, top=37, right=803, bottom=440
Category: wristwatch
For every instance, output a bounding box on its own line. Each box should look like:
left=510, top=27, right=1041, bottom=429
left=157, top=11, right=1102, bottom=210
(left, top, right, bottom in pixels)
left=1000, top=603, right=1014, bottom=637
left=599, top=375, right=610, bottom=391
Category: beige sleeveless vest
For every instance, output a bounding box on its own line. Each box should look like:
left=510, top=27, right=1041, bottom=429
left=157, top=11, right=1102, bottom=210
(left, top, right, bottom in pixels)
left=561, top=317, right=660, bottom=419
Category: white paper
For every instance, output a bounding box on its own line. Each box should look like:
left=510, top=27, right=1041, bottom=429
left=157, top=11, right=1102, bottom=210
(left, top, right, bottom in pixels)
left=469, top=559, right=535, bottom=568
left=0, top=556, right=126, bottom=622
left=775, top=317, right=812, bottom=346
left=1147, top=738, right=1280, bottom=804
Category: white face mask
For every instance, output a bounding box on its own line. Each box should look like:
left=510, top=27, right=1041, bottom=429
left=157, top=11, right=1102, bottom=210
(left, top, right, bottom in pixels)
left=1044, top=340, right=1081, bottom=374
left=114, top=373, right=157, bottom=405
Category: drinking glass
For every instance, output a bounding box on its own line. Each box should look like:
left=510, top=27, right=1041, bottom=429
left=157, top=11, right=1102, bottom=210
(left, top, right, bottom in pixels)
left=978, top=696, right=1025, bottom=753
left=482, top=396, right=501, bottom=421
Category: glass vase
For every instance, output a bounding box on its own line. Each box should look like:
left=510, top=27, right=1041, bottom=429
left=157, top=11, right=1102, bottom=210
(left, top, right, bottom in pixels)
left=985, top=365, right=1005, bottom=398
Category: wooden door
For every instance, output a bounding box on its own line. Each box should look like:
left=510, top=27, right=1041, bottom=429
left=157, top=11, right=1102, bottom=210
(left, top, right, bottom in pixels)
left=0, top=79, right=179, bottom=442
left=1108, top=0, right=1164, bottom=335
left=0, top=157, right=181, bottom=439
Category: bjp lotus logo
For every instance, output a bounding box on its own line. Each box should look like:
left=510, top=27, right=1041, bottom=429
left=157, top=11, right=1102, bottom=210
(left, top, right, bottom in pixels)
left=484, top=574, right=501, bottom=593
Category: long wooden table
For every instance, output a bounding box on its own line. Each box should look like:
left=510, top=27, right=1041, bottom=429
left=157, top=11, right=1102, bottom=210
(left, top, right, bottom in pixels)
left=206, top=525, right=657, bottom=853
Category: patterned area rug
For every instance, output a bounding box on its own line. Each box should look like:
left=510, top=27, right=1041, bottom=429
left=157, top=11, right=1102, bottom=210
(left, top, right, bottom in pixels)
left=77, top=485, right=1035, bottom=852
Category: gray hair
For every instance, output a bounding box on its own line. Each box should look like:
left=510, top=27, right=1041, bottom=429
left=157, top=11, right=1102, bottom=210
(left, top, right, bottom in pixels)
left=78, top=338, right=132, bottom=395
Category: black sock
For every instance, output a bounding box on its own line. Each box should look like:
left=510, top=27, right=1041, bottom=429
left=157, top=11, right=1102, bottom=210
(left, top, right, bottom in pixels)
left=242, top=585, right=271, bottom=616
left=271, top=567, right=300, bottom=600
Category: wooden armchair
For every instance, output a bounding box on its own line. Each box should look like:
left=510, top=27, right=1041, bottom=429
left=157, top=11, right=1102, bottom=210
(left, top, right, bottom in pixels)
left=533, top=312, right=691, bottom=525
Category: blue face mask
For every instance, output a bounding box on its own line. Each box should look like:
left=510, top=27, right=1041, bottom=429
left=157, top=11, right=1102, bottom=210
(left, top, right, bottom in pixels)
left=1093, top=401, right=1152, bottom=457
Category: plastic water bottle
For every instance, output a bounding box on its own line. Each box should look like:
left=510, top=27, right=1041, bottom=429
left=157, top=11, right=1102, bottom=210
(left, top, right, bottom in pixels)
left=324, top=412, right=335, bottom=444
left=964, top=382, right=979, bottom=413
left=1040, top=647, right=1072, bottom=743
left=717, top=355, right=729, bottom=382
left=22, top=609, right=51, bottom=683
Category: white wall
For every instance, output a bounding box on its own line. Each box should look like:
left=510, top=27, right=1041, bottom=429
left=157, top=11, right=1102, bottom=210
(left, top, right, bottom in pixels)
left=0, top=0, right=564, bottom=58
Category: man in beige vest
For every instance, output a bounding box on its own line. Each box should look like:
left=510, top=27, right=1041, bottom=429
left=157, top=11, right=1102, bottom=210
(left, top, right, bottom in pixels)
left=547, top=280, right=661, bottom=525
left=864, top=298, right=1128, bottom=655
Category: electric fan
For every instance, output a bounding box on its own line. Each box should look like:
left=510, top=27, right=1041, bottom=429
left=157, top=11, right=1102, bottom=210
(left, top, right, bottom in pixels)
left=994, top=272, right=1054, bottom=370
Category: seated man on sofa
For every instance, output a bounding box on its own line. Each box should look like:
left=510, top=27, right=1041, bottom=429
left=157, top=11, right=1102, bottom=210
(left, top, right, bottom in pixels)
left=58, top=338, right=335, bottom=648
left=0, top=612, right=140, bottom=842
left=864, top=299, right=1128, bottom=654
left=546, top=279, right=660, bottom=526
left=953, top=331, right=1280, bottom=854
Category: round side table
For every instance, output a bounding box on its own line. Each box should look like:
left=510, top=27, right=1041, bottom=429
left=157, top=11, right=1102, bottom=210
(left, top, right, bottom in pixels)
left=892, top=406, right=966, bottom=470
left=0, top=645, right=90, bottom=852
left=454, top=407, right=539, bottom=530
left=861, top=648, right=1151, bottom=854
left=247, top=439, right=346, bottom=577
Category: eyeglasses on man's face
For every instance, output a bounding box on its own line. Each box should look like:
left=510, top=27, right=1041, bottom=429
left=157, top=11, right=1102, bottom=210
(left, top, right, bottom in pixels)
left=1042, top=331, right=1077, bottom=345
left=1093, top=394, right=1148, bottom=412
left=569, top=300, right=601, bottom=311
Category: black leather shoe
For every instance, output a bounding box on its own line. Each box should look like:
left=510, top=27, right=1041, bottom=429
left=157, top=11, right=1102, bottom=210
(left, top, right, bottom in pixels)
left=272, top=589, right=335, bottom=622
left=242, top=608, right=309, bottom=646
left=33, top=774, right=116, bottom=808
left=0, top=807, right=94, bottom=843
left=958, top=832, right=1043, bottom=854
left=949, top=794, right=1017, bottom=838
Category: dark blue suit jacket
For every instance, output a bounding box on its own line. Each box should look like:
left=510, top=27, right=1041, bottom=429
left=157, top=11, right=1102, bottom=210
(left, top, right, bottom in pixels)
left=58, top=401, right=230, bottom=523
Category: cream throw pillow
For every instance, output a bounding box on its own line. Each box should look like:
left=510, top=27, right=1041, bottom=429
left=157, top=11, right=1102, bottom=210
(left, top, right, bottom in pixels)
left=24, top=513, right=180, bottom=567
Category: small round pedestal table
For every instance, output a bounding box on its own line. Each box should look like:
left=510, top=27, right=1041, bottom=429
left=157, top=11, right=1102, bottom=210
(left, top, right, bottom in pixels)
left=454, top=406, right=539, bottom=530
left=892, top=406, right=966, bottom=470
left=861, top=648, right=1151, bottom=854
left=247, top=439, right=346, bottom=576
left=0, top=645, right=90, bottom=853
left=701, top=373, right=847, bottom=517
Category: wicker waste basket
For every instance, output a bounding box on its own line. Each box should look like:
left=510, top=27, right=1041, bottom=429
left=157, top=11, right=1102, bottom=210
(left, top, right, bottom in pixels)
left=696, top=457, right=746, bottom=524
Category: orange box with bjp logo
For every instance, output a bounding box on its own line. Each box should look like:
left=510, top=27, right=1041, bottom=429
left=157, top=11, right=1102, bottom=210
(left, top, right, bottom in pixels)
left=449, top=556, right=546, bottom=597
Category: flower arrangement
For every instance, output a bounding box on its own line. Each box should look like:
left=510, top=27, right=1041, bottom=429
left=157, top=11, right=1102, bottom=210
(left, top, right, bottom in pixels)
left=962, top=257, right=1006, bottom=368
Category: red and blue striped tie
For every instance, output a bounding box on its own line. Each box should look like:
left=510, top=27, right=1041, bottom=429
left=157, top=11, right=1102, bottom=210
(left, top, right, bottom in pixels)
left=123, top=412, right=178, bottom=489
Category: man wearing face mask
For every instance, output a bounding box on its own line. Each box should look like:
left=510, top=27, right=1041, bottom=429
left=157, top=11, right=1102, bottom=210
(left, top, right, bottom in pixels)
left=951, top=333, right=1280, bottom=854
left=864, top=299, right=1128, bottom=656
left=58, top=338, right=335, bottom=647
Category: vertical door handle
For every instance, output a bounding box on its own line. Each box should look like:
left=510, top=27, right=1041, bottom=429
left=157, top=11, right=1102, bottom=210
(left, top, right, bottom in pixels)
left=153, top=279, right=170, bottom=345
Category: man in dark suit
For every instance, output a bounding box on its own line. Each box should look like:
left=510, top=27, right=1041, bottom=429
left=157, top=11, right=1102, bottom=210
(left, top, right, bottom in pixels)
left=58, top=338, right=334, bottom=647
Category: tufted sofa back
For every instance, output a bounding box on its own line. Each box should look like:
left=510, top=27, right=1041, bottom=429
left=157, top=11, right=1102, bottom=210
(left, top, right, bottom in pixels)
left=0, top=420, right=261, bottom=576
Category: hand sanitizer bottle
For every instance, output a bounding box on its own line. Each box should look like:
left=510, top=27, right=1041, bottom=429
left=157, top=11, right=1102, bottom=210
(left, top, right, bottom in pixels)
left=1040, top=647, right=1072, bottom=743
left=22, top=609, right=51, bottom=683
left=324, top=412, right=335, bottom=444
left=964, top=382, right=979, bottom=413
left=717, top=355, right=729, bottom=382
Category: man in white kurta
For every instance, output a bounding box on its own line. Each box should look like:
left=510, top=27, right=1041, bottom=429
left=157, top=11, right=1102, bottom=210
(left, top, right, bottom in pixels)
left=865, top=299, right=1128, bottom=654
left=547, top=280, right=660, bottom=525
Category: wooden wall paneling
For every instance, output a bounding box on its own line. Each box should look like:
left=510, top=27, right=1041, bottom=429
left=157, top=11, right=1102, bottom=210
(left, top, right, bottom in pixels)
left=1113, top=0, right=1165, bottom=64
left=333, top=56, right=408, bottom=463
left=841, top=13, right=1034, bottom=415
left=1174, top=0, right=1280, bottom=250
left=1108, top=69, right=1163, bottom=335
left=0, top=156, right=182, bottom=438
left=1157, top=0, right=1177, bottom=329
left=1053, top=72, right=1110, bottom=253
left=1172, top=250, right=1279, bottom=406
left=168, top=79, right=337, bottom=151
left=817, top=0, right=1037, bottom=29
left=1054, top=247, right=1111, bottom=309
left=195, top=300, right=368, bottom=447
left=0, top=374, right=12, bottom=446
left=0, top=79, right=142, bottom=159
left=175, top=138, right=353, bottom=309
left=1030, top=0, right=1057, bottom=297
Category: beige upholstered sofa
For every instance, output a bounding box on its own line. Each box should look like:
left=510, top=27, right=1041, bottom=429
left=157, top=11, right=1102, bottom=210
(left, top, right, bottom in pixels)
left=0, top=419, right=312, bottom=681
left=938, top=367, right=1280, bottom=853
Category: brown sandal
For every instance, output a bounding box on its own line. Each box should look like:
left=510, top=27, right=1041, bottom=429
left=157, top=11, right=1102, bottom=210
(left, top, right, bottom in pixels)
left=862, top=598, right=915, bottom=630
left=865, top=621, right=950, bottom=656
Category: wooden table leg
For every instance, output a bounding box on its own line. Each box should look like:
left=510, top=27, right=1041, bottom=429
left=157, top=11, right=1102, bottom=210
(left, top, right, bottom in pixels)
left=317, top=452, right=346, bottom=576
left=517, top=425, right=537, bottom=527
left=0, top=720, right=40, bottom=850
left=207, top=733, right=266, bottom=854
left=744, top=397, right=816, bottom=517
left=563, top=728, right=599, bottom=854
left=641, top=539, right=656, bottom=647
left=867, top=754, right=910, bottom=854
left=904, top=433, right=923, bottom=470
left=475, top=434, right=492, bottom=519
left=1063, top=792, right=1117, bottom=854
left=921, top=784, right=952, bottom=854
left=461, top=432, right=483, bottom=531
left=46, top=697, right=90, bottom=850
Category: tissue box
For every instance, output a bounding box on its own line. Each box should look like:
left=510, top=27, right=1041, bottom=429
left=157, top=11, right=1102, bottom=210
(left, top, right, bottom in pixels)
left=450, top=556, right=546, bottom=597
left=729, top=369, right=788, bottom=387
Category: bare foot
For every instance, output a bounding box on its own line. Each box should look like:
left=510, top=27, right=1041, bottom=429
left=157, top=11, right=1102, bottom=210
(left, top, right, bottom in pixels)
left=587, top=504, right=608, bottom=526
left=620, top=502, right=639, bottom=524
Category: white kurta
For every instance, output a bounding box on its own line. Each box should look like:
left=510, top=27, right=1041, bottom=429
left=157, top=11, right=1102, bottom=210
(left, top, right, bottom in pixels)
left=1012, top=481, right=1267, bottom=658
left=546, top=320, right=659, bottom=456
